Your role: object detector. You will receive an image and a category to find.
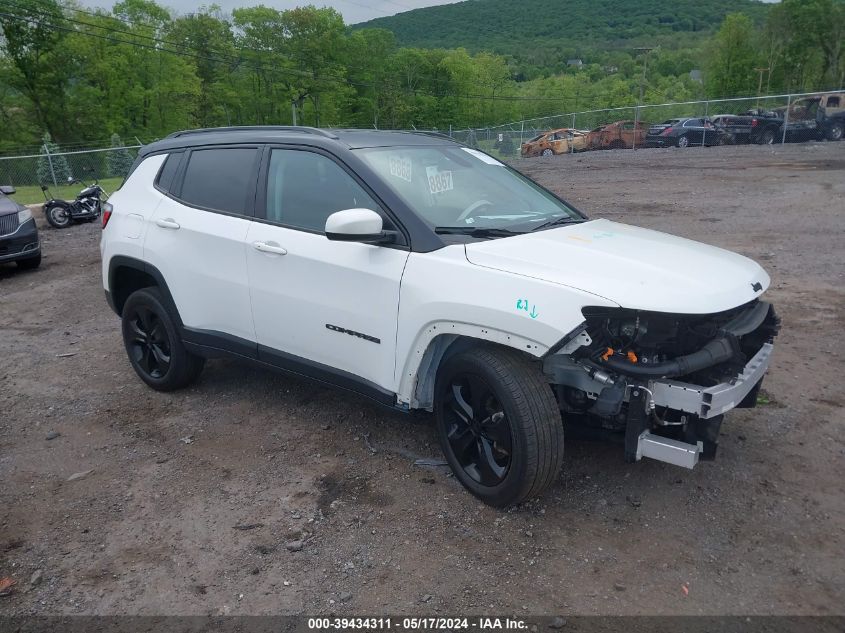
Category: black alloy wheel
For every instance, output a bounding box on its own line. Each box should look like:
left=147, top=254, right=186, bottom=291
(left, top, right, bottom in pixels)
left=435, top=347, right=564, bottom=507
left=125, top=304, right=172, bottom=379
left=443, top=373, right=513, bottom=486
left=121, top=287, right=204, bottom=391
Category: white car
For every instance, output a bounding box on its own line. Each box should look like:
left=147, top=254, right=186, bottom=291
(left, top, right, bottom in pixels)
left=101, top=127, right=779, bottom=506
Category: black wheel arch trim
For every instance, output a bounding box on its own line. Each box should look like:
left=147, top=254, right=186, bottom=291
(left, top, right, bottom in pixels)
left=107, top=255, right=182, bottom=325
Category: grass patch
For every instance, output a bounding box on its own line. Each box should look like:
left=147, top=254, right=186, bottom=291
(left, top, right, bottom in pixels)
left=7, top=177, right=124, bottom=206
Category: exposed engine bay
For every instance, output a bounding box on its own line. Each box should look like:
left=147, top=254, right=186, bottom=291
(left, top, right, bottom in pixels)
left=544, top=300, right=780, bottom=467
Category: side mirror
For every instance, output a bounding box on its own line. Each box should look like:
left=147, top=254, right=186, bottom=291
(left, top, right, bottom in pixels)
left=325, top=209, right=395, bottom=244
left=0, top=185, right=15, bottom=195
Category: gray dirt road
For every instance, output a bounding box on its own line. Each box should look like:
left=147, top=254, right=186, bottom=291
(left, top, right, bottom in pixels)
left=1, top=141, right=844, bottom=616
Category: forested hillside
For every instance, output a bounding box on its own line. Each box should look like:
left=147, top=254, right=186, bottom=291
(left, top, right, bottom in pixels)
left=358, top=0, right=771, bottom=78
left=0, top=0, right=842, bottom=153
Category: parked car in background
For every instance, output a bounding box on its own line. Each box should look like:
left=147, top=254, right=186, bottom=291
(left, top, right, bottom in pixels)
left=585, top=120, right=648, bottom=150
left=646, top=118, right=723, bottom=148
left=776, top=92, right=844, bottom=141
left=711, top=114, right=756, bottom=144
left=520, top=128, right=589, bottom=157
left=0, top=186, right=41, bottom=270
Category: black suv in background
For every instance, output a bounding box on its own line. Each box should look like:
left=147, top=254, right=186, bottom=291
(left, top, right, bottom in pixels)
left=0, top=186, right=41, bottom=270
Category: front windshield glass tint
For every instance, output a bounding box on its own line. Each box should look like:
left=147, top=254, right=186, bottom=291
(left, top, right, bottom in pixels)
left=355, top=146, right=580, bottom=231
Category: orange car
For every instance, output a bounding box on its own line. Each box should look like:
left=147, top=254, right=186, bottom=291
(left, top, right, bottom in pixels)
left=520, top=128, right=589, bottom=157
left=586, top=120, right=648, bottom=150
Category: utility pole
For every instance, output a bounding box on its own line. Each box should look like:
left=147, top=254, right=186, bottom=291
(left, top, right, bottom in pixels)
left=633, top=47, right=653, bottom=150
left=754, top=67, right=770, bottom=108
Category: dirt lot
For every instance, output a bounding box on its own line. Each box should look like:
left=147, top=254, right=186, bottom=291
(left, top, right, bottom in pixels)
left=1, top=142, right=844, bottom=617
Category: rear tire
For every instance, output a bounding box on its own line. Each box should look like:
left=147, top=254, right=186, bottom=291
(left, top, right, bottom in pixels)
left=827, top=121, right=843, bottom=141
left=541, top=148, right=554, bottom=157
left=676, top=135, right=690, bottom=148
left=121, top=287, right=204, bottom=391
left=44, top=203, right=71, bottom=229
left=434, top=347, right=564, bottom=507
left=758, top=128, right=776, bottom=145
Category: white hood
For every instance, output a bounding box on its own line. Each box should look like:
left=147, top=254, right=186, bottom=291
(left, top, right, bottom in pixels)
left=464, top=219, right=770, bottom=314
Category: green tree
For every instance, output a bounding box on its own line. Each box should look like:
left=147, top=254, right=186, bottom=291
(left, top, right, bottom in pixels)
left=37, top=132, right=71, bottom=186
left=705, top=13, right=760, bottom=98
left=107, top=133, right=135, bottom=178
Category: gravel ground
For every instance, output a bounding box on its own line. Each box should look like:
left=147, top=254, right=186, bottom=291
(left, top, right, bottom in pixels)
left=1, top=141, right=843, bottom=617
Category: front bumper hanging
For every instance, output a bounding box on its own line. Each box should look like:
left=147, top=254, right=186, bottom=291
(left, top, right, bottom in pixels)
left=649, top=342, right=773, bottom=420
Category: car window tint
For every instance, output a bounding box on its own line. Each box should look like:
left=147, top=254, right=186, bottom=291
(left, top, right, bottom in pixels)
left=265, top=149, right=381, bottom=233
left=155, top=152, right=182, bottom=193
left=179, top=148, right=258, bottom=215
left=827, top=96, right=840, bottom=107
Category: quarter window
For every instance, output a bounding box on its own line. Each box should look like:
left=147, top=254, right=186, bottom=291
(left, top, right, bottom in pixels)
left=179, top=148, right=259, bottom=215
left=155, top=152, right=182, bottom=193
left=265, top=149, right=381, bottom=232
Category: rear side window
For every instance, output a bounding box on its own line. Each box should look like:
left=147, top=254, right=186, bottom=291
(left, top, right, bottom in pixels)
left=179, top=148, right=259, bottom=215
left=155, top=152, right=182, bottom=193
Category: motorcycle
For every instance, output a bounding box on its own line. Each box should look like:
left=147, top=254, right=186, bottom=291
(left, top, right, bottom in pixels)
left=42, top=173, right=108, bottom=229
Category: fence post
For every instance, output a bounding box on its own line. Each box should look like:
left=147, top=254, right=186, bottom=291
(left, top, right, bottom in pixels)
left=449, top=124, right=452, bottom=139
left=702, top=101, right=709, bottom=147
left=782, top=94, right=791, bottom=145
left=633, top=105, right=640, bottom=150
left=43, top=143, right=57, bottom=187
left=520, top=121, right=524, bottom=152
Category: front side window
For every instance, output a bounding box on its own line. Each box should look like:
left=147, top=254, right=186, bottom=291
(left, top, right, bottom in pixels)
left=265, top=149, right=381, bottom=233
left=356, top=145, right=581, bottom=232
left=179, top=148, right=258, bottom=215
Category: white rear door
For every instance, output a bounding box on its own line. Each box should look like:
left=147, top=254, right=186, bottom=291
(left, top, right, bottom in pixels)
left=245, top=148, right=409, bottom=393
left=143, top=147, right=261, bottom=346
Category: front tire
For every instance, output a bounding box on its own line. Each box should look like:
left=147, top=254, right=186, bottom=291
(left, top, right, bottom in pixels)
left=44, top=203, right=71, bottom=229
left=676, top=135, right=690, bottom=148
left=827, top=121, right=843, bottom=141
left=434, top=347, right=564, bottom=507
left=541, top=148, right=554, bottom=157
left=121, top=287, right=204, bottom=391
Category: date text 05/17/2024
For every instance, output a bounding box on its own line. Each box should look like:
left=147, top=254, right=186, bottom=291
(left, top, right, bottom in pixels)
left=307, top=617, right=529, bottom=630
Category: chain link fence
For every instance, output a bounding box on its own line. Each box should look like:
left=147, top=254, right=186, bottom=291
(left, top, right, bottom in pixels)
left=444, top=91, right=842, bottom=158
left=1, top=91, right=840, bottom=203
left=0, top=143, right=141, bottom=205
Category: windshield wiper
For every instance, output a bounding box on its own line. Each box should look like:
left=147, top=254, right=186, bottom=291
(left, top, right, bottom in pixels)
left=529, top=216, right=585, bottom=232
left=434, top=226, right=524, bottom=238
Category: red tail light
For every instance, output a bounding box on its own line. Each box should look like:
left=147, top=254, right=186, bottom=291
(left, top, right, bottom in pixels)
left=661, top=127, right=673, bottom=136
left=102, top=202, right=113, bottom=229
left=751, top=118, right=758, bottom=127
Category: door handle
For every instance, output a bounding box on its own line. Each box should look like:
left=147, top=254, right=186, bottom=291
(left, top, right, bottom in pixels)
left=155, top=218, right=180, bottom=230
left=252, top=241, right=287, bottom=256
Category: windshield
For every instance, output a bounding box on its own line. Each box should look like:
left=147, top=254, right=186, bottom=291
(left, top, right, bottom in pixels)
left=355, top=145, right=581, bottom=232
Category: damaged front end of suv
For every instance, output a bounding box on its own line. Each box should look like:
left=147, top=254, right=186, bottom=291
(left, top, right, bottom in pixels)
left=544, top=300, right=780, bottom=468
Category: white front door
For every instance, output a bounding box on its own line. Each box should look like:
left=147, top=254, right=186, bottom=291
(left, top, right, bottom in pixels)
left=144, top=147, right=260, bottom=345
left=246, top=148, right=409, bottom=394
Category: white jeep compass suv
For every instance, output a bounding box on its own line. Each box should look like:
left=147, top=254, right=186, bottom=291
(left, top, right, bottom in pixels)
left=101, top=127, right=779, bottom=506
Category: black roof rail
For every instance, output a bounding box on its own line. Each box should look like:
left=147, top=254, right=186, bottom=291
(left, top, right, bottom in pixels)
left=165, top=126, right=339, bottom=139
